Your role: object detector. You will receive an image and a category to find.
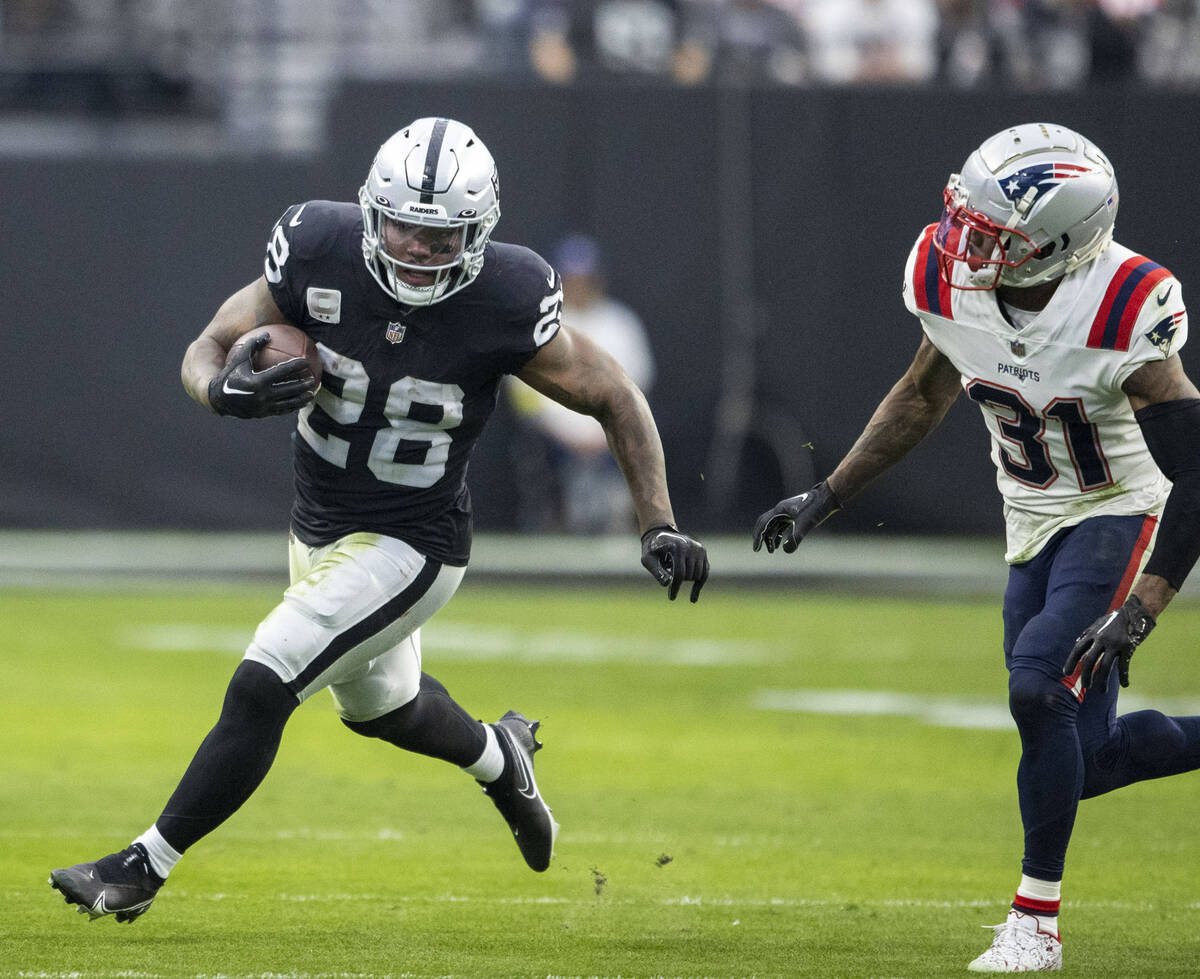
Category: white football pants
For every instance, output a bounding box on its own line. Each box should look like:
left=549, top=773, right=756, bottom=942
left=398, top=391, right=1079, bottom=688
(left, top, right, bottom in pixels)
left=243, top=532, right=465, bottom=721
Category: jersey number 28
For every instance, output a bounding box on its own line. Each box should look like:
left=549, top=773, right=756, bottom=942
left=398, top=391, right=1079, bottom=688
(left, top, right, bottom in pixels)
left=297, top=345, right=463, bottom=488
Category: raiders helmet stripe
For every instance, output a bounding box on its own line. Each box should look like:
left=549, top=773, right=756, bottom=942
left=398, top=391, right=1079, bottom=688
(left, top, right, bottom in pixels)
left=419, top=118, right=449, bottom=204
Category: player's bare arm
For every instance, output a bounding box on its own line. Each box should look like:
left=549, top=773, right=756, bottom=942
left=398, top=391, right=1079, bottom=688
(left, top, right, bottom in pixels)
left=1123, top=354, right=1200, bottom=412
left=518, top=325, right=674, bottom=532
left=827, top=336, right=963, bottom=502
left=181, top=276, right=315, bottom=418
left=518, top=325, right=709, bottom=601
left=754, top=336, right=962, bottom=554
left=181, top=277, right=289, bottom=409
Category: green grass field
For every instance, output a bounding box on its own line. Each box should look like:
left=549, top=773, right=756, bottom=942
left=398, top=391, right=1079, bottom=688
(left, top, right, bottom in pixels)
left=4, top=583, right=1200, bottom=978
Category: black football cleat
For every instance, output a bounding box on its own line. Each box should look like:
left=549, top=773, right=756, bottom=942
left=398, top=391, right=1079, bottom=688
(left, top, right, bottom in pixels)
left=49, top=843, right=164, bottom=923
left=479, top=710, right=559, bottom=872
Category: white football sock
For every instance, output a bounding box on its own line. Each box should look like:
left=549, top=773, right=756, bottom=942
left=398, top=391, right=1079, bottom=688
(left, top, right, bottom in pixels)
left=134, top=824, right=183, bottom=880
left=463, top=723, right=504, bottom=782
left=1014, top=874, right=1062, bottom=937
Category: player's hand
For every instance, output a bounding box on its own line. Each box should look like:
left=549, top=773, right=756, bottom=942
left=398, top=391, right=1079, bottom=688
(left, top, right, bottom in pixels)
left=208, top=334, right=318, bottom=418
left=1063, top=595, right=1156, bottom=693
left=640, top=525, right=709, bottom=603
left=752, top=480, right=842, bottom=554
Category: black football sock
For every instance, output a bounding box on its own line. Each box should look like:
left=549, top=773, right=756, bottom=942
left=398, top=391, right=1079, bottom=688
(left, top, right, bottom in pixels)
left=156, top=660, right=298, bottom=852
left=341, top=671, right=486, bottom=765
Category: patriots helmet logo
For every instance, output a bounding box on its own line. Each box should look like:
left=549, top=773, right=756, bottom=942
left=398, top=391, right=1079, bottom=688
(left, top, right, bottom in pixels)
left=998, top=162, right=1092, bottom=204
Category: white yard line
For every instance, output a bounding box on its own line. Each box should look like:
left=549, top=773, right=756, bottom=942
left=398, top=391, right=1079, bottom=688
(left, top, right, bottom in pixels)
left=119, top=622, right=780, bottom=666
left=754, top=688, right=1200, bottom=730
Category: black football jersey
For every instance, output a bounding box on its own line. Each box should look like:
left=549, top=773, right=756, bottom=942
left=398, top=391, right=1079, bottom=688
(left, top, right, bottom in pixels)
left=263, top=200, right=562, bottom=565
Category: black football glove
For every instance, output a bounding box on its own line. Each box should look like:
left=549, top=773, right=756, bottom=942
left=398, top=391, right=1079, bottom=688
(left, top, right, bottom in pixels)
left=1062, top=595, right=1156, bottom=693
left=641, top=525, right=709, bottom=603
left=752, top=479, right=842, bottom=554
left=208, top=333, right=318, bottom=419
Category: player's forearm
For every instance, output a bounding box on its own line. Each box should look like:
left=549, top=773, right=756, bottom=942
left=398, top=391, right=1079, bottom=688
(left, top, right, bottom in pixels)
left=597, top=385, right=676, bottom=533
left=183, top=278, right=280, bottom=411
left=828, top=381, right=952, bottom=503
left=181, top=336, right=228, bottom=411
left=1131, top=573, right=1177, bottom=619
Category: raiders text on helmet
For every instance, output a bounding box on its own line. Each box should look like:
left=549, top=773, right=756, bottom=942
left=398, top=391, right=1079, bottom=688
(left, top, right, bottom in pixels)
left=933, top=123, right=1118, bottom=290
left=359, top=117, right=501, bottom=306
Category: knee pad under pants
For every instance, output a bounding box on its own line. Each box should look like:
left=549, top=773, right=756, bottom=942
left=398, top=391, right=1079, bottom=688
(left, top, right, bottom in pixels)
left=243, top=532, right=465, bottom=718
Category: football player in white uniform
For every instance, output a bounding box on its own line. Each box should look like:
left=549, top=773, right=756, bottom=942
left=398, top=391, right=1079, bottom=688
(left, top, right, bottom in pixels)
left=48, top=118, right=709, bottom=924
left=754, top=123, right=1200, bottom=972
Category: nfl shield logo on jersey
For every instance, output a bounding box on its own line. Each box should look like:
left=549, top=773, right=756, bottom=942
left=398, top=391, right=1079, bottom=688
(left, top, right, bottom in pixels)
left=385, top=321, right=406, bottom=344
left=1011, top=339, right=1026, bottom=357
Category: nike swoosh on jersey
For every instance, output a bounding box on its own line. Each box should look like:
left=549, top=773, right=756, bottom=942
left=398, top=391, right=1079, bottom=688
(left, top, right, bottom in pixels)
left=546, top=268, right=555, bottom=288
left=289, top=203, right=307, bottom=227
left=1157, top=284, right=1174, bottom=305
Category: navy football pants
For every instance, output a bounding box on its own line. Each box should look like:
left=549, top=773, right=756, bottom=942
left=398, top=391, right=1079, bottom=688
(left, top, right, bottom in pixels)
left=1003, top=513, right=1200, bottom=881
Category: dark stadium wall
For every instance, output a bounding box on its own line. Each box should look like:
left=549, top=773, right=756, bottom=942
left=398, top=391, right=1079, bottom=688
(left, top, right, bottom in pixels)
left=4, top=83, right=1197, bottom=536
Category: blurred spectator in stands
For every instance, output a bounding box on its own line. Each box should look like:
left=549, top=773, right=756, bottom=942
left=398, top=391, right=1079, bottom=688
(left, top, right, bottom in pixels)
left=0, top=0, right=194, bottom=114
left=704, top=0, right=809, bottom=86
left=1138, top=0, right=1200, bottom=85
left=986, top=0, right=1152, bottom=91
left=508, top=234, right=657, bottom=534
left=798, top=0, right=940, bottom=84
left=472, top=0, right=534, bottom=72
left=526, top=0, right=712, bottom=84
left=935, top=0, right=1000, bottom=87
left=1016, top=0, right=1094, bottom=88
left=1089, top=0, right=1159, bottom=84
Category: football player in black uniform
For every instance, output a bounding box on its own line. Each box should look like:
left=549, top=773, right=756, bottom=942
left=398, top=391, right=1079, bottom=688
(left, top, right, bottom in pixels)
left=49, top=117, right=709, bottom=923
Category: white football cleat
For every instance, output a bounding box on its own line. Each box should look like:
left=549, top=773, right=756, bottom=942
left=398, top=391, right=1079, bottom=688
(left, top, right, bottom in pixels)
left=968, top=910, right=1062, bottom=972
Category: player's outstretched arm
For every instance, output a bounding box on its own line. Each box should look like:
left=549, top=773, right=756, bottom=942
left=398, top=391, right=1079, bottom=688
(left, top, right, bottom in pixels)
left=754, top=336, right=961, bottom=555
left=516, top=326, right=709, bottom=601
left=181, top=276, right=316, bottom=418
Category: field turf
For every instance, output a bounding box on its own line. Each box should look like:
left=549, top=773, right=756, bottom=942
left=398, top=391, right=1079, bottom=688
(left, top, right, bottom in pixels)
left=3, top=583, right=1200, bottom=978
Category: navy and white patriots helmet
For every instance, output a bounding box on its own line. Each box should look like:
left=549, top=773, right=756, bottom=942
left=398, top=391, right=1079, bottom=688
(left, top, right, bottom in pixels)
left=358, top=117, right=501, bottom=306
left=934, top=123, right=1119, bottom=290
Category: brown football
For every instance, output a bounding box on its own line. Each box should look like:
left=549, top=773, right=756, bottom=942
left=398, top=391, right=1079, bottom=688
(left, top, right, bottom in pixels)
left=228, top=324, right=322, bottom=382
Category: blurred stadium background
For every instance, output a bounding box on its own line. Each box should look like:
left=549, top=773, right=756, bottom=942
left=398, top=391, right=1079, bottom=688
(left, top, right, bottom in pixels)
left=3, top=0, right=1200, bottom=563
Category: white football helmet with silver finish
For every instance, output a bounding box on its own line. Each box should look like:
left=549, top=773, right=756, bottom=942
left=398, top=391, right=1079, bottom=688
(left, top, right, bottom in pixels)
left=359, top=117, right=501, bottom=306
left=934, top=123, right=1119, bottom=290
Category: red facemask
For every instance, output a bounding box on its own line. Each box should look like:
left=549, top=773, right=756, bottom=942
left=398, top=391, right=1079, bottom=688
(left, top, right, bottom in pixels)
left=932, top=186, right=1035, bottom=291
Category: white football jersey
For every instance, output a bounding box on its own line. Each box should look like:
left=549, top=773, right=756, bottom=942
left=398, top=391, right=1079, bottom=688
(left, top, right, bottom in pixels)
left=902, top=226, right=1188, bottom=563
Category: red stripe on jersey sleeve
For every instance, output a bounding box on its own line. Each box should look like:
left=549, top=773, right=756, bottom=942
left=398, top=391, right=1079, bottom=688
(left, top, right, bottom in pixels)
left=1115, top=265, right=1171, bottom=351
left=912, top=224, right=952, bottom=319
left=1088, top=255, right=1171, bottom=350
left=913, top=225, right=934, bottom=312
